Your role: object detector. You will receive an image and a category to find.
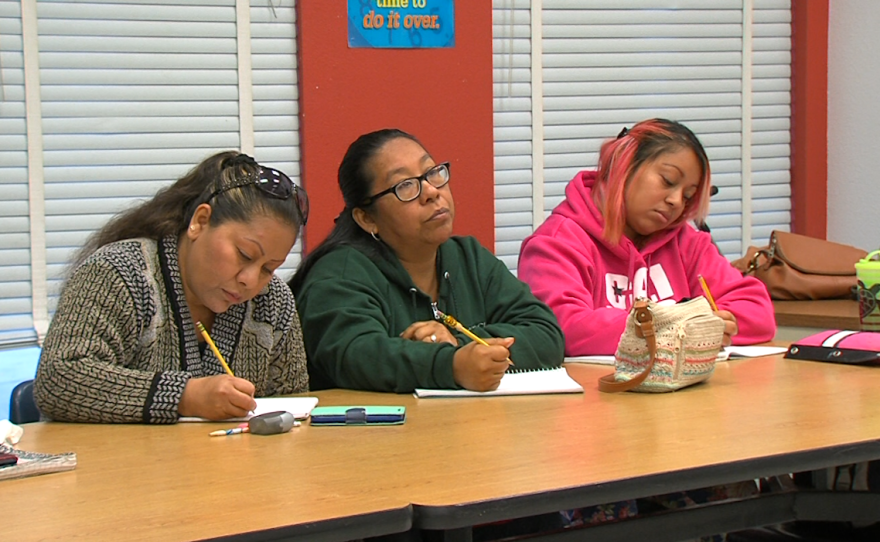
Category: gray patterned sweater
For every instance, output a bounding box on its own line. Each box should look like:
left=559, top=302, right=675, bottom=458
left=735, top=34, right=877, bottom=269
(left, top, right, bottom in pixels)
left=34, top=236, right=309, bottom=423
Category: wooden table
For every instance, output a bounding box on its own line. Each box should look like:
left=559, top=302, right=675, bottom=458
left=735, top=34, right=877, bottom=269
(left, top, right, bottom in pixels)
left=773, top=299, right=860, bottom=329
left=7, top=419, right=413, bottom=541
left=10, top=355, right=880, bottom=541
left=400, top=358, right=880, bottom=539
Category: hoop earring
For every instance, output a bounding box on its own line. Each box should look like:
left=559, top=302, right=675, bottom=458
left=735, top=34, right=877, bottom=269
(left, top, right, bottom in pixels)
left=371, top=231, right=381, bottom=242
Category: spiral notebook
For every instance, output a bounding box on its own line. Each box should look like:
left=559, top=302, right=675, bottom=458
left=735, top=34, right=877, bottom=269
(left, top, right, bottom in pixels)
left=414, top=367, right=583, bottom=398
left=0, top=443, right=77, bottom=482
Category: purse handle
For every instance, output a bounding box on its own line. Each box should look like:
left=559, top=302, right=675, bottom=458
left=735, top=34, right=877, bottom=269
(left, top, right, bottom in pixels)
left=598, top=299, right=658, bottom=393
left=744, top=248, right=772, bottom=275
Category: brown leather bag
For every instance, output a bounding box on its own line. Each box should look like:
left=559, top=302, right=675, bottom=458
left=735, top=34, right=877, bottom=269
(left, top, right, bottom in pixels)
left=732, top=231, right=867, bottom=300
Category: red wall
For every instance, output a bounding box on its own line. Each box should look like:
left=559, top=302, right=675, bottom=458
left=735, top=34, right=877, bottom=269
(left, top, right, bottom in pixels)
left=791, top=0, right=828, bottom=239
left=296, top=3, right=495, bottom=252
left=296, top=3, right=825, bottom=247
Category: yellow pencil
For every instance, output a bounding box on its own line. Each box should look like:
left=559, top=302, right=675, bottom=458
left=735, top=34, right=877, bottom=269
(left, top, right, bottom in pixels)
left=196, top=321, right=235, bottom=377
left=698, top=275, right=719, bottom=312
left=437, top=312, right=514, bottom=366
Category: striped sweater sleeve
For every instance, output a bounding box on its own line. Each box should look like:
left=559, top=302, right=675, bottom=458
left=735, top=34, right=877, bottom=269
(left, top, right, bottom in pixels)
left=34, top=258, right=190, bottom=423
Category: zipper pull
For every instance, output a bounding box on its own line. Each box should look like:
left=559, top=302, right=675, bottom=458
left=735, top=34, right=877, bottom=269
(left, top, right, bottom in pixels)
left=431, top=302, right=442, bottom=321
left=675, top=323, right=687, bottom=351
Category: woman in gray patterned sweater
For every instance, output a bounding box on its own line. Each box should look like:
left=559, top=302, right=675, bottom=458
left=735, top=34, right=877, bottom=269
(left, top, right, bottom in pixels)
left=34, top=152, right=310, bottom=423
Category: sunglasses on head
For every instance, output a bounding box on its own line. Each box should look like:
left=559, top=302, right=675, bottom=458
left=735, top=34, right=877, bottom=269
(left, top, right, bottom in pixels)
left=209, top=157, right=309, bottom=226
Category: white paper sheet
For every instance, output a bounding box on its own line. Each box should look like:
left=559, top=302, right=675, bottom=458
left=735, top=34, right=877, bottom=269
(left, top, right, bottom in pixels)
left=415, top=368, right=583, bottom=398
left=180, top=396, right=319, bottom=422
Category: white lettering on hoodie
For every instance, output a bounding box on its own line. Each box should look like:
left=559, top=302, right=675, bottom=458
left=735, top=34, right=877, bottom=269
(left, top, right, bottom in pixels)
left=605, top=263, right=675, bottom=309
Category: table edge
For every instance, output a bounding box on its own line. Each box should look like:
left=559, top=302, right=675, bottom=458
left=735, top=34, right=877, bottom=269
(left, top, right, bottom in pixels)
left=202, top=505, right=412, bottom=542
left=411, top=439, right=880, bottom=530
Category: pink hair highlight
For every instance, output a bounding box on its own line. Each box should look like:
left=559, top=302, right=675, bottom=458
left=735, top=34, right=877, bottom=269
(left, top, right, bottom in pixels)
left=594, top=119, right=711, bottom=245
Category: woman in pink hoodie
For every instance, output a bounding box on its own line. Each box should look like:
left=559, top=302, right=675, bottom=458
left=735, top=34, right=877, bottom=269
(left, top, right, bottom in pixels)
left=519, top=118, right=775, bottom=355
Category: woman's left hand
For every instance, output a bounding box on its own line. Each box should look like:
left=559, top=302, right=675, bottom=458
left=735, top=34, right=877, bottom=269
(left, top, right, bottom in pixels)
left=400, top=320, right=458, bottom=346
left=714, top=310, right=738, bottom=346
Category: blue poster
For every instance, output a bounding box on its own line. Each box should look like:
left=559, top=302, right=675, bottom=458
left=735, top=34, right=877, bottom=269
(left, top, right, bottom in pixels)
left=348, top=0, right=455, bottom=49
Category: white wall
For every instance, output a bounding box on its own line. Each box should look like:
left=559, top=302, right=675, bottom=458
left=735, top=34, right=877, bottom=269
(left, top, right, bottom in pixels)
left=828, top=0, right=880, bottom=252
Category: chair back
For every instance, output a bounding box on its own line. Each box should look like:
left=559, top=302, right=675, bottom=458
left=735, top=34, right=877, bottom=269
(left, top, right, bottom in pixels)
left=10, top=379, right=40, bottom=424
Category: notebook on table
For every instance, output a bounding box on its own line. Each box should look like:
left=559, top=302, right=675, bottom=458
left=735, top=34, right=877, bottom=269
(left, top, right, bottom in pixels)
left=0, top=443, right=77, bottom=482
left=414, top=367, right=583, bottom=398
left=179, top=396, right=319, bottom=422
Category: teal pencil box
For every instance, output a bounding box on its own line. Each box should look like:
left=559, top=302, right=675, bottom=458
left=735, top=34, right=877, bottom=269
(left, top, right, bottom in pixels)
left=309, top=406, right=406, bottom=426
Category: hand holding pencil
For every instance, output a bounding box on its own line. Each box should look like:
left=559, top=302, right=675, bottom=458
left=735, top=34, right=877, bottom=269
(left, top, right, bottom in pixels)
left=435, top=310, right=514, bottom=366
left=178, top=374, right=257, bottom=421
left=448, top=336, right=516, bottom=392
left=177, top=322, right=257, bottom=420
left=698, top=275, right=738, bottom=346
left=432, top=309, right=515, bottom=392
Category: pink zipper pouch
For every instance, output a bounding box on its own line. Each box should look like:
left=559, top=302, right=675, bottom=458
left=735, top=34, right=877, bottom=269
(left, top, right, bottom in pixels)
left=785, top=330, right=880, bottom=365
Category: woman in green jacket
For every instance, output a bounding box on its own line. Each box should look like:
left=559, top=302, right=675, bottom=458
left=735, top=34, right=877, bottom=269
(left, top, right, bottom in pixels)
left=290, top=129, right=564, bottom=393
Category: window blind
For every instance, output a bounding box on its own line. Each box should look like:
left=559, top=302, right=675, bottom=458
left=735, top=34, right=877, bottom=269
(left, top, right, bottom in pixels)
left=0, top=1, right=304, bottom=346
left=250, top=1, right=302, bottom=281
left=749, top=0, right=791, bottom=243
left=493, top=0, right=533, bottom=274
left=0, top=0, right=36, bottom=346
left=492, top=0, right=791, bottom=268
left=36, top=0, right=242, bottom=314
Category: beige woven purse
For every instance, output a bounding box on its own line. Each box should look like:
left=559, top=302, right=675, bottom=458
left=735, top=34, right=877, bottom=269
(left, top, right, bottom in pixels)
left=599, top=297, right=725, bottom=393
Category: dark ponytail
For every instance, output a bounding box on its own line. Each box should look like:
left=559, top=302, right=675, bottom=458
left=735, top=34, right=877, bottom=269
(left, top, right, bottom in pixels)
left=289, top=128, right=422, bottom=294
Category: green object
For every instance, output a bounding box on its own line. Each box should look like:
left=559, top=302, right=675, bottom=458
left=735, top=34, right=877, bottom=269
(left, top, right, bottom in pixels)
left=309, top=406, right=406, bottom=426
left=855, top=250, right=880, bottom=332
left=294, top=236, right=565, bottom=392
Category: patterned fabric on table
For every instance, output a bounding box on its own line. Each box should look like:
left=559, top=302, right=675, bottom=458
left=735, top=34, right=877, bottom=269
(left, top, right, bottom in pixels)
left=639, top=481, right=760, bottom=542
left=559, top=481, right=759, bottom=541
left=560, top=499, right=638, bottom=527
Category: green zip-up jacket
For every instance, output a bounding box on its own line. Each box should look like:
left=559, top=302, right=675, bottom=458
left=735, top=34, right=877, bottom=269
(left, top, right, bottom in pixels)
left=294, top=236, right=565, bottom=392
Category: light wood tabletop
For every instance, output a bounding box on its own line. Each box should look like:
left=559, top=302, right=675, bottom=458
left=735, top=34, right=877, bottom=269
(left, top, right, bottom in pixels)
left=389, top=357, right=880, bottom=529
left=773, top=299, right=860, bottom=329
left=7, top=416, right=413, bottom=542
left=9, top=354, right=880, bottom=540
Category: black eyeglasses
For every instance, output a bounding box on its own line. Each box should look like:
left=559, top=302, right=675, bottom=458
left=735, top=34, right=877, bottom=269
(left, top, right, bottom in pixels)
left=361, top=162, right=451, bottom=207
left=209, top=164, right=309, bottom=226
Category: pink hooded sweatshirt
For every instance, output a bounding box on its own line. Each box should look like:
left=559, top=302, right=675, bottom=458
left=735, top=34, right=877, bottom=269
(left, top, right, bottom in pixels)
left=519, top=170, right=776, bottom=356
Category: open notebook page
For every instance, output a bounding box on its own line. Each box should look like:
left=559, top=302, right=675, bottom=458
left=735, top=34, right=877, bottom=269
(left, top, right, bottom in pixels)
left=415, top=367, right=583, bottom=398
left=179, top=396, right=319, bottom=422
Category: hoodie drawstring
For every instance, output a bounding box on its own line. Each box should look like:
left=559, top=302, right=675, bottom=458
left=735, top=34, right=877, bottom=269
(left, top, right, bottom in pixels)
left=626, top=250, right=636, bottom=310
left=443, top=271, right=460, bottom=317
left=408, top=288, right=418, bottom=314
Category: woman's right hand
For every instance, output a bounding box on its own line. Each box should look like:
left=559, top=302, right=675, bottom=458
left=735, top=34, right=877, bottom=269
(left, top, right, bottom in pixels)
left=178, top=375, right=257, bottom=420
left=452, top=338, right=514, bottom=391
left=713, top=310, right=739, bottom=346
